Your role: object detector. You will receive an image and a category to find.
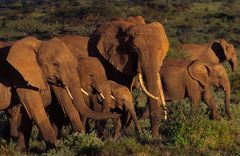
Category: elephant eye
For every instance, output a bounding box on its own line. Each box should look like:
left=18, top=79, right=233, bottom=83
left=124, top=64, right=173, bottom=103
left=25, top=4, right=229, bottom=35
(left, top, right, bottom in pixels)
left=53, top=62, right=59, bottom=67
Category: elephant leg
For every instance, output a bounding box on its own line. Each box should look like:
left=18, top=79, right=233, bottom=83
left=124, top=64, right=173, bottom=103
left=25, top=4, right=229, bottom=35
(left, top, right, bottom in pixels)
left=113, top=117, right=122, bottom=139
left=48, top=102, right=65, bottom=138
left=16, top=88, right=57, bottom=148
left=16, top=108, right=32, bottom=151
left=81, top=115, right=89, bottom=132
left=186, top=82, right=201, bottom=113
left=140, top=106, right=149, bottom=120
left=123, top=115, right=133, bottom=133
left=203, top=89, right=220, bottom=120
left=6, top=104, right=22, bottom=141
left=188, top=87, right=201, bottom=112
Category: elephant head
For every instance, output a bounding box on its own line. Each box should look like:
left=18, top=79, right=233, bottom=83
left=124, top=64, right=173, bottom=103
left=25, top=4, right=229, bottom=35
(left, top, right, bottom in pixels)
left=89, top=16, right=169, bottom=136
left=188, top=61, right=231, bottom=118
left=77, top=57, right=114, bottom=112
left=6, top=36, right=117, bottom=120
left=211, top=39, right=238, bottom=72
left=212, top=64, right=231, bottom=119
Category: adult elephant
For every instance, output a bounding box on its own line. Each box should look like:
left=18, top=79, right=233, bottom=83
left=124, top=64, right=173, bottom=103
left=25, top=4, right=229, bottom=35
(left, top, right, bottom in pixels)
left=88, top=16, right=169, bottom=137
left=178, top=39, right=238, bottom=72
left=2, top=36, right=117, bottom=149
left=160, top=59, right=231, bottom=119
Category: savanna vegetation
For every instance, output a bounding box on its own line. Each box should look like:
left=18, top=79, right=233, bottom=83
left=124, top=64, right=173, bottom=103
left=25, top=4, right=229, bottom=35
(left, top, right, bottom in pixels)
left=0, top=0, right=239, bottom=155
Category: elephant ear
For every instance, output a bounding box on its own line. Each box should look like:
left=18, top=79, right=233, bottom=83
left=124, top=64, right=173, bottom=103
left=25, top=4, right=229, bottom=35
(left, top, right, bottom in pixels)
left=188, top=61, right=212, bottom=87
left=7, top=37, right=47, bottom=90
left=126, top=16, right=145, bottom=25
left=96, top=20, right=135, bottom=74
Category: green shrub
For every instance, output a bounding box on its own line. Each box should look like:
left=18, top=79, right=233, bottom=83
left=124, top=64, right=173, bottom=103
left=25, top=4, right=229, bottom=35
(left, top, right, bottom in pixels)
left=161, top=99, right=240, bottom=153
left=63, top=131, right=104, bottom=155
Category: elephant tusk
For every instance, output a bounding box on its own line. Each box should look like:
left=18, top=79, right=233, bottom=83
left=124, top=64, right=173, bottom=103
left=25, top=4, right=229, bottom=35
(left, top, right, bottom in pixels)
left=100, top=93, right=105, bottom=99
left=111, top=95, right=116, bottom=100
left=81, top=88, right=89, bottom=96
left=157, top=73, right=167, bottom=120
left=65, top=86, right=73, bottom=100
left=138, top=73, right=159, bottom=100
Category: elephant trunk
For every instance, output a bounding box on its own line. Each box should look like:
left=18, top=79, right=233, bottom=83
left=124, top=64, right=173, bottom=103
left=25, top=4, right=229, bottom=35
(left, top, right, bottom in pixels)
left=229, top=55, right=238, bottom=72
left=223, top=79, right=231, bottom=119
left=96, top=81, right=112, bottom=112
left=127, top=103, right=142, bottom=133
left=144, top=71, right=162, bottom=136
left=68, top=74, right=118, bottom=120
left=138, top=73, right=158, bottom=100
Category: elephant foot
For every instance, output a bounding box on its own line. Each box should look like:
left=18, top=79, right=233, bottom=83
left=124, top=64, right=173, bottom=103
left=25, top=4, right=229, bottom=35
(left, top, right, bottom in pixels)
left=16, top=133, right=27, bottom=152
left=16, top=146, right=26, bottom=152
left=45, top=141, right=56, bottom=151
left=212, top=113, right=220, bottom=120
left=113, top=132, right=121, bottom=140
left=226, top=112, right=232, bottom=120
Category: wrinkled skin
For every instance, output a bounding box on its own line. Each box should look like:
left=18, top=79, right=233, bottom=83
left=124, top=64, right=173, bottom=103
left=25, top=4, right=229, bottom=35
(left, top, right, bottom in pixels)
left=82, top=80, right=142, bottom=139
left=58, top=16, right=169, bottom=137
left=88, top=16, right=169, bottom=137
left=160, top=59, right=231, bottom=119
left=178, top=39, right=238, bottom=72
left=3, top=36, right=117, bottom=150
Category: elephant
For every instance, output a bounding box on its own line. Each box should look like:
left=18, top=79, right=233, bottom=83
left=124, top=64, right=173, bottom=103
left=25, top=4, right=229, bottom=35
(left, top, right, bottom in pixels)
left=59, top=35, right=89, bottom=58
left=1, top=36, right=118, bottom=150
left=107, top=80, right=142, bottom=139
left=58, top=16, right=169, bottom=137
left=82, top=80, right=142, bottom=139
left=177, top=39, right=238, bottom=72
left=75, top=56, right=141, bottom=138
left=160, top=59, right=231, bottom=119
left=77, top=56, right=114, bottom=113
left=87, top=16, right=169, bottom=137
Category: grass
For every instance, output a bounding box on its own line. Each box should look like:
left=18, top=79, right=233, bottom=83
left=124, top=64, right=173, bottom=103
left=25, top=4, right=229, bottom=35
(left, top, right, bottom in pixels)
left=0, top=0, right=240, bottom=155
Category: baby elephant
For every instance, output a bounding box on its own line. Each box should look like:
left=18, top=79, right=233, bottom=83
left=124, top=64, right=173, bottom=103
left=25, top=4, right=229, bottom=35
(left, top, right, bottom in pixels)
left=109, top=80, right=142, bottom=138
left=86, top=80, right=142, bottom=139
left=77, top=56, right=141, bottom=138
left=161, top=59, right=231, bottom=119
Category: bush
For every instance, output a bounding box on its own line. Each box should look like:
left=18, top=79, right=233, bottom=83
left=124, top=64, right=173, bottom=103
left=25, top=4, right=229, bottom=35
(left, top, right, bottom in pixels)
left=161, top=99, right=240, bottom=153
left=63, top=131, right=104, bottom=155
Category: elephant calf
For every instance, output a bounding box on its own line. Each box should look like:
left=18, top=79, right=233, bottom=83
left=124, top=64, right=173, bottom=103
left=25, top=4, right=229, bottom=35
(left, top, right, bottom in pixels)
left=82, top=80, right=142, bottom=139
left=160, top=59, right=231, bottom=119
left=76, top=56, right=141, bottom=138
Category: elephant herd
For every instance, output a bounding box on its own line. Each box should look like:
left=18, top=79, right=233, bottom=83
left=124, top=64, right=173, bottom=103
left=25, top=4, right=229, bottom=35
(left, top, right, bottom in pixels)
left=0, top=16, right=238, bottom=151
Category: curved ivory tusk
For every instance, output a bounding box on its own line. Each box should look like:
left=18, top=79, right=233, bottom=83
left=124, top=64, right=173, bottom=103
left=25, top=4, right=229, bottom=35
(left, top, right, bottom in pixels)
left=100, top=93, right=105, bottom=99
left=157, top=73, right=167, bottom=120
left=111, top=95, right=115, bottom=100
left=65, top=86, right=73, bottom=100
left=81, top=88, right=89, bottom=96
left=138, top=73, right=158, bottom=100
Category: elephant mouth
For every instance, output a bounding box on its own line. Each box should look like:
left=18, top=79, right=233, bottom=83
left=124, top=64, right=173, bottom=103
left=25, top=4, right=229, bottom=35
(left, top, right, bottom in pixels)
left=64, top=86, right=73, bottom=100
